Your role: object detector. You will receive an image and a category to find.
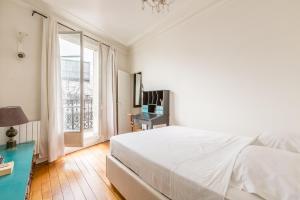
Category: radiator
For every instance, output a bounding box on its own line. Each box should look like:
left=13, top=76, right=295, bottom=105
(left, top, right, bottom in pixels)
left=0, top=121, right=41, bottom=154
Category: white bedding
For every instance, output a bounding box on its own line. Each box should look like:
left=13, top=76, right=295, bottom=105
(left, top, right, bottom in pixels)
left=110, top=126, right=255, bottom=200
left=254, top=133, right=300, bottom=153
left=231, top=145, right=300, bottom=200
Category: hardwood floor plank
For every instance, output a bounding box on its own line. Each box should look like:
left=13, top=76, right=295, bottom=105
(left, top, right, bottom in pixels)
left=49, top=163, right=64, bottom=200
left=77, top=151, right=119, bottom=200
left=56, top=158, right=86, bottom=200
left=65, top=155, right=97, bottom=200
left=31, top=189, right=43, bottom=200
left=41, top=181, right=52, bottom=200
left=71, top=153, right=112, bottom=200
left=54, top=159, right=76, bottom=200
left=84, top=148, right=125, bottom=200
left=31, top=168, right=43, bottom=196
left=31, top=142, right=123, bottom=200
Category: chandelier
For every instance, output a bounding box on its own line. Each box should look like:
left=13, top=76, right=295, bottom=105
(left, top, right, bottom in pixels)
left=142, top=0, right=172, bottom=13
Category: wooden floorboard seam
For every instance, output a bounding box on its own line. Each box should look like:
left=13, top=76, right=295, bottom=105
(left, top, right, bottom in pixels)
left=30, top=142, right=123, bottom=200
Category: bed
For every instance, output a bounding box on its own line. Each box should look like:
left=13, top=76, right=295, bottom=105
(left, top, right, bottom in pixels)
left=107, top=126, right=263, bottom=200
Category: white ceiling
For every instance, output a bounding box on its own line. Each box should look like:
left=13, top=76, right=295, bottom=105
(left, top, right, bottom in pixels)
left=40, top=0, right=218, bottom=46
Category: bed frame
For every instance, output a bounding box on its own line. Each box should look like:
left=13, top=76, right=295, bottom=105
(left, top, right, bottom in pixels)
left=106, top=155, right=261, bottom=200
left=106, top=155, right=168, bottom=200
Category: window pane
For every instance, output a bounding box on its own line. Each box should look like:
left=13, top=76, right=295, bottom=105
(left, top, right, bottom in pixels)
left=59, top=33, right=81, bottom=132
left=83, top=41, right=99, bottom=138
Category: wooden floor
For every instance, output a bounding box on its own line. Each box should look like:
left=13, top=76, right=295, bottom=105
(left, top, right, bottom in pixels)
left=30, top=142, right=124, bottom=200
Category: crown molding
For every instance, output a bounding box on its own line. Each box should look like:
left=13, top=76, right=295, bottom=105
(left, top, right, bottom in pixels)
left=128, top=0, right=228, bottom=49
left=14, top=0, right=129, bottom=53
left=11, top=0, right=228, bottom=52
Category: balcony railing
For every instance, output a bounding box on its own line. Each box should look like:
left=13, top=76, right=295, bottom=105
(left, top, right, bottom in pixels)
left=63, top=97, right=93, bottom=131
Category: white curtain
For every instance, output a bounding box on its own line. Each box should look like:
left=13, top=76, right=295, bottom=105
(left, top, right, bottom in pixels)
left=101, top=45, right=118, bottom=140
left=40, top=17, right=64, bottom=162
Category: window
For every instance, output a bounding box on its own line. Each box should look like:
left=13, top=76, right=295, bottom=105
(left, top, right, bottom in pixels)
left=59, top=32, right=100, bottom=147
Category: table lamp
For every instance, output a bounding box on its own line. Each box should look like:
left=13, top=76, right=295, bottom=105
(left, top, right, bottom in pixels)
left=0, top=106, right=28, bottom=148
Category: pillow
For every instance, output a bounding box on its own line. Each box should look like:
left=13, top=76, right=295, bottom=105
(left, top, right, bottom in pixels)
left=254, top=133, right=300, bottom=153
left=231, top=146, right=300, bottom=200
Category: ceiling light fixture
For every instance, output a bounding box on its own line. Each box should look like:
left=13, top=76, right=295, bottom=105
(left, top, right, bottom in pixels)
left=142, top=0, right=173, bottom=13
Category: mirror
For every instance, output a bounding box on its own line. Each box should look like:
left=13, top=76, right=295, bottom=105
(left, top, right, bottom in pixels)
left=133, top=72, right=142, bottom=107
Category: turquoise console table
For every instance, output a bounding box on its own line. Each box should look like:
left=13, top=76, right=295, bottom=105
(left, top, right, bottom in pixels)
left=0, top=141, right=35, bottom=200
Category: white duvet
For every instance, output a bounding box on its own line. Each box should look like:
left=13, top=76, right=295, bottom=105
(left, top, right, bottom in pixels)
left=110, top=126, right=255, bottom=200
left=231, top=146, right=300, bottom=200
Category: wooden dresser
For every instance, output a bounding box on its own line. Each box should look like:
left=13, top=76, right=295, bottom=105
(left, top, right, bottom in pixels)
left=0, top=141, right=35, bottom=200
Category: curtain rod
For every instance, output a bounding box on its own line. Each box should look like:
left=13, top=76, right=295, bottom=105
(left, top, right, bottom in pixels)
left=32, top=10, right=110, bottom=48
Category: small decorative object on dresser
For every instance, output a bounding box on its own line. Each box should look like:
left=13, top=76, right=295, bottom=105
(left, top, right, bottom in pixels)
left=0, top=161, right=14, bottom=176
left=0, top=106, right=29, bottom=148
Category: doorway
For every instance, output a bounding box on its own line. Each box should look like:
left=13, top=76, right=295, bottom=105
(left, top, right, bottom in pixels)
left=118, top=70, right=131, bottom=133
left=59, top=31, right=101, bottom=149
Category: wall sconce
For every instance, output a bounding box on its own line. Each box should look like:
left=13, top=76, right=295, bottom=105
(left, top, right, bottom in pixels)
left=17, top=32, right=28, bottom=60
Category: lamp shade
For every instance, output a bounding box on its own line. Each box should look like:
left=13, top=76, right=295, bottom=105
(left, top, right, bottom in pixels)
left=0, top=106, right=28, bottom=127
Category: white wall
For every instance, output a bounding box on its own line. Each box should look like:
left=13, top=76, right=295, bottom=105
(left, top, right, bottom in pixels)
left=0, top=0, right=130, bottom=121
left=0, top=0, right=42, bottom=120
left=130, top=0, right=300, bottom=135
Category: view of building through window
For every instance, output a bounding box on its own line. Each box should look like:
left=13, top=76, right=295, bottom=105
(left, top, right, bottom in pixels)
left=59, top=36, right=99, bottom=139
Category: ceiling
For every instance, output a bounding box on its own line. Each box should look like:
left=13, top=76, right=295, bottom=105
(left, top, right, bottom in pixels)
left=40, top=0, right=218, bottom=46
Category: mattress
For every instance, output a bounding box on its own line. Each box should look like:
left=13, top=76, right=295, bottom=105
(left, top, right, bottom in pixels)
left=110, top=126, right=260, bottom=200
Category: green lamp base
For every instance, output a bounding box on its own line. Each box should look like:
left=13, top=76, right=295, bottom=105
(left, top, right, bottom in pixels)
left=7, top=140, right=17, bottom=149
left=6, top=127, right=18, bottom=149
